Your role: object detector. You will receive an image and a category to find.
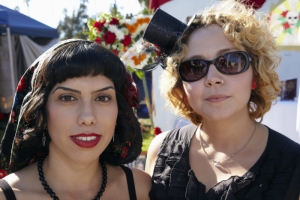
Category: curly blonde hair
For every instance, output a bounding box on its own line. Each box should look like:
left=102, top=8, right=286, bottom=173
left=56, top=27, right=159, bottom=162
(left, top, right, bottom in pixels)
left=159, top=0, right=282, bottom=125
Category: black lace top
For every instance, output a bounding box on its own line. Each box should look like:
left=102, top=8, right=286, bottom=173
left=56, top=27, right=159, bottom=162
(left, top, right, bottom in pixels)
left=149, top=124, right=300, bottom=200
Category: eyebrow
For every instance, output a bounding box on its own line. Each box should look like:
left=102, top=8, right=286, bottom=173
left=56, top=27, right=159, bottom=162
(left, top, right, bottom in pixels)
left=184, top=47, right=239, bottom=61
left=52, top=86, right=115, bottom=94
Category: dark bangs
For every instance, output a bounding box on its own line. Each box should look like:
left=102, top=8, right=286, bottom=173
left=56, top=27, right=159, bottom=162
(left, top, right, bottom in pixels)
left=44, top=41, right=126, bottom=91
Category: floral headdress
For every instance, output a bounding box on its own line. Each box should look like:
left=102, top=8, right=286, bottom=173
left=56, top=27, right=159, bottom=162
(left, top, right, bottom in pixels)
left=87, top=12, right=157, bottom=73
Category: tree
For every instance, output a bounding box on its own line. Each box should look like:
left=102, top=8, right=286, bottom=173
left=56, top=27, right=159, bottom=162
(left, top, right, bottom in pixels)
left=57, top=0, right=89, bottom=40
left=137, top=0, right=150, bottom=8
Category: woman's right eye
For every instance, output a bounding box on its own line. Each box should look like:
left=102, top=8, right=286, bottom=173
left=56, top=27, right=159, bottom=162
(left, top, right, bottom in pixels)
left=59, top=95, right=76, bottom=102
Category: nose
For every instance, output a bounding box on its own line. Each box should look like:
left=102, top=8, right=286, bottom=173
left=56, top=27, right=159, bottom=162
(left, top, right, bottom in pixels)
left=77, top=101, right=96, bottom=126
left=204, top=64, right=224, bottom=87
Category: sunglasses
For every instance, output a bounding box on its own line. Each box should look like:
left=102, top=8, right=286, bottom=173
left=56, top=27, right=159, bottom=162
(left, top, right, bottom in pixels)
left=179, top=51, right=251, bottom=82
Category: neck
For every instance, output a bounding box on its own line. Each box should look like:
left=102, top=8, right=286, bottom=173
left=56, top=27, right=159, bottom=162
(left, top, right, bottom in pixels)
left=42, top=153, right=102, bottom=190
left=198, top=117, right=257, bottom=152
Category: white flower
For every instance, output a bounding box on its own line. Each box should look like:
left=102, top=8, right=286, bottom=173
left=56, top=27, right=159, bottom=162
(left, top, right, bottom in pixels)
left=108, top=25, right=125, bottom=40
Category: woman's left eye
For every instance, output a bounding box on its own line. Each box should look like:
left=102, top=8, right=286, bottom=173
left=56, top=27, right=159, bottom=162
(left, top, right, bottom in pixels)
left=96, top=95, right=111, bottom=102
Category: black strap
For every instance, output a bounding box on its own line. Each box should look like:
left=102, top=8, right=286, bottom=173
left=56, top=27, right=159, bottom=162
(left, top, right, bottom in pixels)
left=120, top=165, right=137, bottom=200
left=0, top=179, right=17, bottom=200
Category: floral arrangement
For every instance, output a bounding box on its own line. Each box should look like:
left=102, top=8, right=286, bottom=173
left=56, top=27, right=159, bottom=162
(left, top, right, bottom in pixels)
left=87, top=10, right=157, bottom=74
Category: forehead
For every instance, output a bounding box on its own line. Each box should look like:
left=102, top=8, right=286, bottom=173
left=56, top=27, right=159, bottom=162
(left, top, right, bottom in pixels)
left=185, top=24, right=245, bottom=59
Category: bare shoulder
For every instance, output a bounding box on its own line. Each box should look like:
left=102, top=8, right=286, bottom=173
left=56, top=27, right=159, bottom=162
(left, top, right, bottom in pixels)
left=0, top=173, right=20, bottom=200
left=131, top=168, right=151, bottom=200
left=145, top=131, right=169, bottom=175
left=0, top=163, right=41, bottom=200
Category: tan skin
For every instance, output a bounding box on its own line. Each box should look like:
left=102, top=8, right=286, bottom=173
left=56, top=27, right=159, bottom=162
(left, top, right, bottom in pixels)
left=145, top=25, right=269, bottom=192
left=0, top=75, right=151, bottom=200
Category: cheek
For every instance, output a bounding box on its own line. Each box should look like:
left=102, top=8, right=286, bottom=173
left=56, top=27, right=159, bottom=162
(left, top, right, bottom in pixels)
left=183, top=82, right=204, bottom=99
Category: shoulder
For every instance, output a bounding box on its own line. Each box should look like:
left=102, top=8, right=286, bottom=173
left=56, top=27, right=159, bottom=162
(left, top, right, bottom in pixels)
left=131, top=168, right=151, bottom=200
left=0, top=164, right=41, bottom=199
left=266, top=126, right=300, bottom=154
left=145, top=131, right=169, bottom=175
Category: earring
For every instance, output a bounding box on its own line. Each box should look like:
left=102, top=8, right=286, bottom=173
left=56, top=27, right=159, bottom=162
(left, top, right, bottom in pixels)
left=42, top=132, right=46, bottom=147
left=252, top=79, right=257, bottom=90
left=112, top=134, right=115, bottom=143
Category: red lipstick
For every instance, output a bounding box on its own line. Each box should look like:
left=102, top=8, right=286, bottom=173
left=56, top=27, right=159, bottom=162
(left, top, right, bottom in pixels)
left=70, top=133, right=101, bottom=148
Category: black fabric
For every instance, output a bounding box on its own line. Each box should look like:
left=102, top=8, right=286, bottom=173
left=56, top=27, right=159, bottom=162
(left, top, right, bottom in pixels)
left=149, top=124, right=300, bottom=200
left=0, top=179, right=17, bottom=200
left=121, top=165, right=137, bottom=200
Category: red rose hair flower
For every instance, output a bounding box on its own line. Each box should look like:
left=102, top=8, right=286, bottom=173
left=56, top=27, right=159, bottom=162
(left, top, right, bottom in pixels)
left=120, top=146, right=128, bottom=158
left=121, top=73, right=139, bottom=108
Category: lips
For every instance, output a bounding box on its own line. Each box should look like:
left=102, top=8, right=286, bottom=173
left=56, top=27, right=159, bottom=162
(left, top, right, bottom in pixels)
left=70, top=133, right=101, bottom=148
left=206, top=95, right=229, bottom=102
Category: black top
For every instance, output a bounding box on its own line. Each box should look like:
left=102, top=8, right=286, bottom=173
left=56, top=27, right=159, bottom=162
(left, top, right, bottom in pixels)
left=149, top=124, right=300, bottom=200
left=0, top=165, right=137, bottom=200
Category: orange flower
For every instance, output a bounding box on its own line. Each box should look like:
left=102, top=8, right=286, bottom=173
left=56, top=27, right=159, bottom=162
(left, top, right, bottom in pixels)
left=131, top=53, right=147, bottom=65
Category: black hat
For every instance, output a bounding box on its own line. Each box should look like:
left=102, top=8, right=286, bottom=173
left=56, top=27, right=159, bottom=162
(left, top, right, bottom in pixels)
left=143, top=8, right=188, bottom=51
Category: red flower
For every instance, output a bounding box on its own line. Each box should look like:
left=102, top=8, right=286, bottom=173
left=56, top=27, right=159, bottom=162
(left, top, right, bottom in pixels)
left=109, top=18, right=119, bottom=25
left=93, top=20, right=106, bottom=31
left=10, top=111, right=15, bottom=124
left=283, top=22, right=290, bottom=30
left=0, top=113, right=4, bottom=120
left=104, top=31, right=116, bottom=44
left=120, top=146, right=128, bottom=158
left=154, top=127, right=162, bottom=136
left=94, top=37, right=101, bottom=43
left=281, top=10, right=288, bottom=18
left=121, top=35, right=132, bottom=46
left=111, top=49, right=119, bottom=55
left=122, top=74, right=139, bottom=108
left=0, top=169, right=8, bottom=179
left=17, top=76, right=26, bottom=92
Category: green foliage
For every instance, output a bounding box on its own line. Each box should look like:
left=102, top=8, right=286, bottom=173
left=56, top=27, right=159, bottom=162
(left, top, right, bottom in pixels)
left=140, top=119, right=154, bottom=152
left=57, top=0, right=89, bottom=40
left=137, top=0, right=150, bottom=8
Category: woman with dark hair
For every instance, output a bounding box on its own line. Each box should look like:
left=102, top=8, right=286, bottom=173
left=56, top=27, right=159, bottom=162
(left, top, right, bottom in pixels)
left=0, top=39, right=151, bottom=200
left=144, top=0, right=300, bottom=199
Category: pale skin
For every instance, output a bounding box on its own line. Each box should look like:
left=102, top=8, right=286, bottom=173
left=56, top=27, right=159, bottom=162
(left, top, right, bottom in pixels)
left=145, top=25, right=269, bottom=192
left=0, top=75, right=151, bottom=200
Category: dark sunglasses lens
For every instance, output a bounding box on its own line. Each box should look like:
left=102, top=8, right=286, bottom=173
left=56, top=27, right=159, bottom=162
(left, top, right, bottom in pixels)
left=217, top=52, right=247, bottom=73
left=180, top=60, right=207, bottom=81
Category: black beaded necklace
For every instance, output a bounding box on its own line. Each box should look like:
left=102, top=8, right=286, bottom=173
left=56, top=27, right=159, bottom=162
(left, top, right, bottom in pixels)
left=37, top=154, right=107, bottom=200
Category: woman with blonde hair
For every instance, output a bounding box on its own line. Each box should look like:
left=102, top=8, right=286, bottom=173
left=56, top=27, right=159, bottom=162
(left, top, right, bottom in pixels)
left=144, top=0, right=300, bottom=199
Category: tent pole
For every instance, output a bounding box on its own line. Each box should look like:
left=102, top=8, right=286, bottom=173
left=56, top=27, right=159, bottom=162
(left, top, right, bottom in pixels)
left=142, top=73, right=154, bottom=129
left=6, top=27, right=16, bottom=94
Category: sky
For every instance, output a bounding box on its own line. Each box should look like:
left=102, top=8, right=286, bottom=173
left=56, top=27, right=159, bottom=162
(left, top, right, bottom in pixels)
left=0, top=0, right=143, bottom=28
